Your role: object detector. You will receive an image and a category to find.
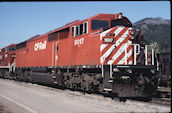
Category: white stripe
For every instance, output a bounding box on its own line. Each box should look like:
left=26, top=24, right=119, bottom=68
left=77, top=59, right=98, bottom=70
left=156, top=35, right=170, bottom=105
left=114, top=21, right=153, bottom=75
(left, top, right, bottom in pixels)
left=0, top=94, right=37, bottom=113
left=100, top=44, right=116, bottom=63
left=106, top=33, right=131, bottom=64
left=107, top=44, right=128, bottom=64
left=52, top=42, right=55, bottom=66
left=104, top=88, right=112, bottom=91
left=0, top=66, right=10, bottom=68
left=117, top=48, right=132, bottom=65
left=113, top=27, right=125, bottom=37
left=55, top=41, right=59, bottom=66
left=100, top=29, right=112, bottom=40
left=114, top=29, right=131, bottom=46
left=100, top=44, right=108, bottom=52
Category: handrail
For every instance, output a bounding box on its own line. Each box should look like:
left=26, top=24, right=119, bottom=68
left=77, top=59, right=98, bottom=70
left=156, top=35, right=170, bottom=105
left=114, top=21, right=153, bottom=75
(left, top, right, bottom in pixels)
left=123, top=43, right=154, bottom=66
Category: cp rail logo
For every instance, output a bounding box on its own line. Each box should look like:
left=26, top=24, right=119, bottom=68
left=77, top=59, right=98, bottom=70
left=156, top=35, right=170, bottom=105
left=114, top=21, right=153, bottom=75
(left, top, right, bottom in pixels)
left=34, top=41, right=47, bottom=51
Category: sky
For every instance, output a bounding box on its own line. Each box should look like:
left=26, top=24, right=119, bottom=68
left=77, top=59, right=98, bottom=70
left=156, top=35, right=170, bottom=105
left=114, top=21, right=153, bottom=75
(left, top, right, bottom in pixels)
left=0, top=1, right=170, bottom=49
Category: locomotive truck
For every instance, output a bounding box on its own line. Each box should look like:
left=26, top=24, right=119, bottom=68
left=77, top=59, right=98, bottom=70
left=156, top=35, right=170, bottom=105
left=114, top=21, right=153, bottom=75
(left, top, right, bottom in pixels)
left=0, top=13, right=157, bottom=98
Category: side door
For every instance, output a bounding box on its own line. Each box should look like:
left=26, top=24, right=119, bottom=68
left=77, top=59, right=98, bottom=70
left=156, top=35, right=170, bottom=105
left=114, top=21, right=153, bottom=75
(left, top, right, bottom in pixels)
left=52, top=41, right=59, bottom=67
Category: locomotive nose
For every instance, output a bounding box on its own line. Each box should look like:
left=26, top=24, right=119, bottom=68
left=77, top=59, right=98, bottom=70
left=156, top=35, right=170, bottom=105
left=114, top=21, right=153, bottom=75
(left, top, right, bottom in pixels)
left=100, top=26, right=133, bottom=65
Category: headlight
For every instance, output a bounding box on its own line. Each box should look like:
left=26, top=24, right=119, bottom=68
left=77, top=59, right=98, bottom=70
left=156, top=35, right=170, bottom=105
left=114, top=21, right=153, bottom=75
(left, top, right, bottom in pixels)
left=150, top=69, right=155, bottom=74
left=103, top=38, right=114, bottom=43
left=11, top=55, right=16, bottom=58
left=131, top=30, right=135, bottom=35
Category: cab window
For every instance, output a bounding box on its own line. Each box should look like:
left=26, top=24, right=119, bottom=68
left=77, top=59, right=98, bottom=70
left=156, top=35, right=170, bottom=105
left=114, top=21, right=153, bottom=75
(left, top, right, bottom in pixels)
left=9, top=46, right=16, bottom=51
left=111, top=19, right=132, bottom=27
left=76, top=25, right=80, bottom=36
left=91, top=20, right=109, bottom=30
left=72, top=21, right=88, bottom=37
left=72, top=26, right=75, bottom=37
left=83, top=22, right=88, bottom=34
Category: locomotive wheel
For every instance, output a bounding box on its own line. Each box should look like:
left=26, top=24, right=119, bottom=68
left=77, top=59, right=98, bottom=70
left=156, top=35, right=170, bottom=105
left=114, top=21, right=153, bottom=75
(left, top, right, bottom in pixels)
left=23, top=71, right=27, bottom=82
left=10, top=72, right=15, bottom=80
left=72, top=84, right=77, bottom=91
left=26, top=71, right=33, bottom=83
left=119, top=97, right=126, bottom=102
left=4, top=70, right=10, bottom=79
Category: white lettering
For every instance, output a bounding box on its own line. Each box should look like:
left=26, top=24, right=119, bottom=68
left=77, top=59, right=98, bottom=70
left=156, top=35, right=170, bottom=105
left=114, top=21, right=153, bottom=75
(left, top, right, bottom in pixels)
left=34, top=41, right=47, bottom=51
left=74, top=38, right=84, bottom=46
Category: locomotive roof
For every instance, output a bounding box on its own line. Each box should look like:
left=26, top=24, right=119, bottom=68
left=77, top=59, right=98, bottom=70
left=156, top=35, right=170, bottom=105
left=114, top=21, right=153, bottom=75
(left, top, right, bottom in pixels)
left=19, top=13, right=131, bottom=44
left=1, top=44, right=16, bottom=50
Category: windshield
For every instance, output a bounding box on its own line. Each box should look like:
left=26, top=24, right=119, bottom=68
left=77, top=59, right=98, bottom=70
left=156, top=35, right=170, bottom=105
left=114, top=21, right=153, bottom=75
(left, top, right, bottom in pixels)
left=9, top=46, right=16, bottom=51
left=91, top=20, right=109, bottom=30
left=111, top=19, right=132, bottom=28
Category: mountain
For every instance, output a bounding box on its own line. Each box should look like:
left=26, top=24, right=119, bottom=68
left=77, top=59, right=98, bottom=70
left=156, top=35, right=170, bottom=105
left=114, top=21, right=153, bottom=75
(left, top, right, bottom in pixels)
left=133, top=17, right=171, bottom=53
left=133, top=17, right=170, bottom=25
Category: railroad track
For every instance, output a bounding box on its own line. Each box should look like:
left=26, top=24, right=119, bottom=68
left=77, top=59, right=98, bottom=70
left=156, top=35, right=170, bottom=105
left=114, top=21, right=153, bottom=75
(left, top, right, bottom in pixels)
left=151, top=97, right=171, bottom=106
left=151, top=86, right=171, bottom=106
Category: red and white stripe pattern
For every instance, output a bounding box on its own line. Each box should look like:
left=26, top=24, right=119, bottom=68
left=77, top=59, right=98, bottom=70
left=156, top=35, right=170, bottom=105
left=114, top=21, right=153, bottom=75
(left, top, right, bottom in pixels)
left=136, top=48, right=152, bottom=65
left=100, top=27, right=133, bottom=65
left=136, top=48, right=145, bottom=65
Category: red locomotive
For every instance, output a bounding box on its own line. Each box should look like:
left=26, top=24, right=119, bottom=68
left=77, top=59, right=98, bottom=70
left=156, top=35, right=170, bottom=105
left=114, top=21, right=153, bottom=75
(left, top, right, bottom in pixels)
left=0, top=44, right=16, bottom=78
left=0, top=13, right=157, bottom=99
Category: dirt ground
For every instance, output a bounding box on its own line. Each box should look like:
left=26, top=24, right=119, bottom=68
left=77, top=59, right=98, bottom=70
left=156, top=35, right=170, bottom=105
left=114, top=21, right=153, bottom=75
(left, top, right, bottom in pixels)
left=0, top=103, right=12, bottom=113
left=0, top=79, right=171, bottom=113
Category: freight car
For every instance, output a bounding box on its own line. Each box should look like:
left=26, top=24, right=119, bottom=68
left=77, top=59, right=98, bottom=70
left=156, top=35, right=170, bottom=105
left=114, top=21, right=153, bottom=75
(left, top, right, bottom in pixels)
left=0, top=13, right=158, bottom=99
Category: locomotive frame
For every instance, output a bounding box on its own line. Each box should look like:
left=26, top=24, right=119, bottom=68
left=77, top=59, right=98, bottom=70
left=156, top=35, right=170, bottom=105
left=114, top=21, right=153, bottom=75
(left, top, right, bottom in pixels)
left=0, top=13, right=158, bottom=99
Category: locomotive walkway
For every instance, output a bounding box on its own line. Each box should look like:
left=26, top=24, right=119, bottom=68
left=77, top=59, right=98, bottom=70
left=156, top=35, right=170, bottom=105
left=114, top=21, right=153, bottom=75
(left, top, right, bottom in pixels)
left=0, top=79, right=170, bottom=113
